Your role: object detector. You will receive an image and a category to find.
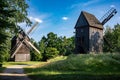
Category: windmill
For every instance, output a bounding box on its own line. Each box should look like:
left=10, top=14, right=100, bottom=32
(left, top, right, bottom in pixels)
left=10, top=22, right=40, bottom=61
left=74, top=8, right=117, bottom=53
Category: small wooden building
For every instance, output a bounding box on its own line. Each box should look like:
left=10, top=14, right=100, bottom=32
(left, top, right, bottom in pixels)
left=74, top=11, right=103, bottom=53
left=11, top=31, right=30, bottom=61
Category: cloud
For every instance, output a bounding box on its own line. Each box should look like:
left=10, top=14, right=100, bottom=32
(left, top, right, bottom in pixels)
left=83, top=0, right=99, bottom=6
left=71, top=0, right=99, bottom=8
left=29, top=16, right=43, bottom=23
left=110, top=5, right=115, bottom=8
left=34, top=18, right=43, bottom=23
left=62, top=17, right=68, bottom=21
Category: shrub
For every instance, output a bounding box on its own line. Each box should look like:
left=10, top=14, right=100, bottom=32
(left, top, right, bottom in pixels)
left=44, top=47, right=59, bottom=60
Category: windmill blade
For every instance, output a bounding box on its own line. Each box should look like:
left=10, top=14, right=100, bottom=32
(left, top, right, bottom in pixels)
left=27, top=22, right=39, bottom=35
left=11, top=41, right=23, bottom=58
left=100, top=8, right=117, bottom=25
left=24, top=40, right=40, bottom=54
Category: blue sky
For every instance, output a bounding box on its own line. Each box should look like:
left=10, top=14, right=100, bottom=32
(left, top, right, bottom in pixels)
left=24, top=0, right=120, bottom=42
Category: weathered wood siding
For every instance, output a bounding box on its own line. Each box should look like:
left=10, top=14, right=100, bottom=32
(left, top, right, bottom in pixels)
left=75, top=13, right=88, bottom=28
left=89, top=27, right=103, bottom=53
left=15, top=53, right=30, bottom=62
left=75, top=26, right=89, bottom=53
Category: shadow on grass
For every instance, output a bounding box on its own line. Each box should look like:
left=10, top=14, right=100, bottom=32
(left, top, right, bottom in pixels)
left=0, top=67, right=30, bottom=80
left=0, top=75, right=30, bottom=80
left=28, top=73, right=120, bottom=80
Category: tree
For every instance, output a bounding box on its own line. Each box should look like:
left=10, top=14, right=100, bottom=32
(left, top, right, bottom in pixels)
left=103, top=27, right=114, bottom=52
left=30, top=38, right=42, bottom=61
left=55, top=36, right=66, bottom=55
left=38, top=32, right=75, bottom=61
left=39, top=36, right=46, bottom=54
left=113, top=24, right=120, bottom=52
left=46, top=32, right=58, bottom=47
left=0, top=0, right=31, bottom=63
left=103, top=24, right=120, bottom=52
left=44, top=47, right=59, bottom=60
left=63, top=36, right=75, bottom=55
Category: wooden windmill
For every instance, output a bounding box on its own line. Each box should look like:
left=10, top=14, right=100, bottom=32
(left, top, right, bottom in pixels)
left=10, top=22, right=40, bottom=61
left=74, top=8, right=117, bottom=54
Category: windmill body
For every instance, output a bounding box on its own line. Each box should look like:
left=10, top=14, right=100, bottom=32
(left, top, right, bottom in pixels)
left=11, top=31, right=30, bottom=61
left=10, top=22, right=40, bottom=61
left=74, top=11, right=103, bottom=53
left=74, top=8, right=117, bottom=54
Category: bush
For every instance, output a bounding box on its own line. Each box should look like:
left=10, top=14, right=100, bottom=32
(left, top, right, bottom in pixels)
left=43, top=47, right=59, bottom=61
left=30, top=50, right=42, bottom=61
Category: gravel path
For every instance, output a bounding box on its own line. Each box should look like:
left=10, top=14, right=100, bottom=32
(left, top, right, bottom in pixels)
left=0, top=65, right=31, bottom=80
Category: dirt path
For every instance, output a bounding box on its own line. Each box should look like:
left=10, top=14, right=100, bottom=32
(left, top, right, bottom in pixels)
left=0, top=65, right=31, bottom=80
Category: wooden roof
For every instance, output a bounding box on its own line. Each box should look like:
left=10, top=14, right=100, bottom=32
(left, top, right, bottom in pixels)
left=75, top=11, right=103, bottom=29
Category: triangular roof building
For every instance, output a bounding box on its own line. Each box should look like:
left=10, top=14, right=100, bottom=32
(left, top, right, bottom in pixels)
left=74, top=11, right=103, bottom=53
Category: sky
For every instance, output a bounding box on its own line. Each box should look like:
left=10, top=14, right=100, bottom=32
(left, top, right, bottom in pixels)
left=23, top=0, right=120, bottom=42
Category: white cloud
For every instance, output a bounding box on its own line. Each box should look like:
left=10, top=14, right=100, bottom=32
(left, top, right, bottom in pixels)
left=34, top=18, right=43, bottom=23
left=62, top=17, right=68, bottom=21
left=70, top=0, right=99, bottom=9
left=83, top=0, right=99, bottom=6
left=110, top=5, right=115, bottom=8
left=29, top=16, right=43, bottom=23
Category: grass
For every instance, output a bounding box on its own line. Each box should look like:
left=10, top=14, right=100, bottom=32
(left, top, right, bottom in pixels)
left=2, top=61, right=42, bottom=67
left=24, top=53, right=120, bottom=80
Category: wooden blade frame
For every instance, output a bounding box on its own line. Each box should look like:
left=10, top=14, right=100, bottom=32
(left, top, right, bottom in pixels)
left=24, top=40, right=40, bottom=54
left=27, top=22, right=39, bottom=35
left=11, top=22, right=40, bottom=58
left=11, top=40, right=24, bottom=58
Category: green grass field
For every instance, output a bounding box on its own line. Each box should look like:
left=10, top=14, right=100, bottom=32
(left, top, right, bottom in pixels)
left=24, top=53, right=120, bottom=80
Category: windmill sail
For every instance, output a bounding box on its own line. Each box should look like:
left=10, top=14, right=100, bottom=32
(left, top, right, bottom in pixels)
left=11, top=22, right=40, bottom=59
left=27, top=22, right=39, bottom=35
left=100, top=8, right=117, bottom=25
left=24, top=40, right=40, bottom=54
left=11, top=41, right=23, bottom=58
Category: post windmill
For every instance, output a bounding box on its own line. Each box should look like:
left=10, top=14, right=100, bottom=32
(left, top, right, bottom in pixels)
left=74, top=8, right=117, bottom=54
left=10, top=22, right=40, bottom=61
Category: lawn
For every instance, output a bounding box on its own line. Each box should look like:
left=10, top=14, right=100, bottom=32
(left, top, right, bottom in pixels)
left=24, top=53, right=120, bottom=80
left=2, top=61, right=42, bottom=67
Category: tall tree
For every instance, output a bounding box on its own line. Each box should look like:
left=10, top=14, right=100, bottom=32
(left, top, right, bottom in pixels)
left=113, top=24, right=120, bottom=52
left=46, top=32, right=58, bottom=47
left=103, top=24, right=120, bottom=52
left=0, top=0, right=31, bottom=62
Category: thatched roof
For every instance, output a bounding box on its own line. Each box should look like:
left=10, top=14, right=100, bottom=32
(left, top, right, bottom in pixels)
left=75, top=11, right=103, bottom=29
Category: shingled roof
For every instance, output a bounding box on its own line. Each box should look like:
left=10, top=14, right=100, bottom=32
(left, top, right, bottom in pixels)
left=75, top=11, right=103, bottom=29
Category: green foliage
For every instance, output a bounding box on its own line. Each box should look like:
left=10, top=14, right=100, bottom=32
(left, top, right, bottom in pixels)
left=39, top=36, right=46, bottom=54
left=46, top=32, right=58, bottom=47
left=44, top=47, right=59, bottom=60
left=30, top=51, right=42, bottom=61
left=38, top=32, right=75, bottom=61
left=103, top=24, right=120, bottom=52
left=30, top=38, right=42, bottom=61
left=25, top=53, right=120, bottom=80
left=0, top=0, right=31, bottom=62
